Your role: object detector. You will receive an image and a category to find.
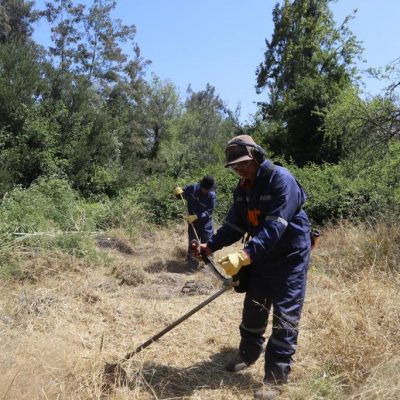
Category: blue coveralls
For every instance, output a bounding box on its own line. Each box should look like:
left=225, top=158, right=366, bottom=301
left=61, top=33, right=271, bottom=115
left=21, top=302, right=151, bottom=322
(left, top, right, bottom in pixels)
left=207, top=160, right=311, bottom=383
left=183, top=183, right=216, bottom=255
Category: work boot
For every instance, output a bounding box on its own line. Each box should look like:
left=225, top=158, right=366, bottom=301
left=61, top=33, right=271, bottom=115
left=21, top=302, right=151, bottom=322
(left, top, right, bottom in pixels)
left=225, top=354, right=251, bottom=373
left=264, top=363, right=289, bottom=385
left=254, top=366, right=288, bottom=400
left=254, top=383, right=280, bottom=400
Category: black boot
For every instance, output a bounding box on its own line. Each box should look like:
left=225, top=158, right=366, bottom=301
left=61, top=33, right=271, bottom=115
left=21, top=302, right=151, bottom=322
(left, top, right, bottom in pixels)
left=254, top=363, right=289, bottom=399
left=225, top=354, right=251, bottom=373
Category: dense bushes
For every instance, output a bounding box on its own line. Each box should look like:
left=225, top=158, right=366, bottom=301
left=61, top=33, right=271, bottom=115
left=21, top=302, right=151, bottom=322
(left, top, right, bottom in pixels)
left=1, top=149, right=398, bottom=279
left=294, top=143, right=400, bottom=224
left=0, top=177, right=108, bottom=233
left=1, top=150, right=398, bottom=235
left=110, top=148, right=399, bottom=227
left=0, top=177, right=110, bottom=278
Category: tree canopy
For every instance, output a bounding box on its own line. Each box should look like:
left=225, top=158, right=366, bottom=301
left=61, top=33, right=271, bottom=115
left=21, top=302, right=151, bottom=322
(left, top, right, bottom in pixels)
left=256, top=0, right=363, bottom=165
left=0, top=0, right=398, bottom=211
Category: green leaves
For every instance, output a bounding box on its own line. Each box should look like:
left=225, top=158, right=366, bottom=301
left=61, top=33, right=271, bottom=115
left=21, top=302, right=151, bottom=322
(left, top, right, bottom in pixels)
left=292, top=148, right=400, bottom=224
left=256, top=0, right=362, bottom=165
left=0, top=0, right=39, bottom=43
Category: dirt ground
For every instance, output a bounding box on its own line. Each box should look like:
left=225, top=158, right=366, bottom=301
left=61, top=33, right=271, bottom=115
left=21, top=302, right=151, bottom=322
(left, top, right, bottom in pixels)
left=0, top=226, right=267, bottom=399
left=1, top=224, right=399, bottom=399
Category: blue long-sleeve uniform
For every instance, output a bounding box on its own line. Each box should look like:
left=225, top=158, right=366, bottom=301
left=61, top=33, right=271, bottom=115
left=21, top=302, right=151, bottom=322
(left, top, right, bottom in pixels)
left=183, top=183, right=216, bottom=246
left=207, top=160, right=311, bottom=383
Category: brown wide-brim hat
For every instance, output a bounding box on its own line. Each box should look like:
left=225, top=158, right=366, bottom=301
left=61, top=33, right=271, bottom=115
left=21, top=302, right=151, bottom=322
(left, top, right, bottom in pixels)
left=224, top=134, right=256, bottom=167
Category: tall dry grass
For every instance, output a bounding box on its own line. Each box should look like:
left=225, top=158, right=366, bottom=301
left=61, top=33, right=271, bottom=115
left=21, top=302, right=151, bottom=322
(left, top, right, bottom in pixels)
left=0, top=221, right=399, bottom=399
left=299, top=220, right=400, bottom=399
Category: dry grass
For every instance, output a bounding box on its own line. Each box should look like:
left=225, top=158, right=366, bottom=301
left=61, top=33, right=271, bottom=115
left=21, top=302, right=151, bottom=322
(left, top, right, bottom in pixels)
left=0, top=221, right=399, bottom=399
left=313, top=220, right=400, bottom=277
left=299, top=220, right=400, bottom=399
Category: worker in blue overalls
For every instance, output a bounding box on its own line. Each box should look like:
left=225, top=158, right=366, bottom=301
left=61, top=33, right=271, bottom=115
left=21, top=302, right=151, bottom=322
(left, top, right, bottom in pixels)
left=197, top=135, right=311, bottom=399
left=174, top=176, right=216, bottom=270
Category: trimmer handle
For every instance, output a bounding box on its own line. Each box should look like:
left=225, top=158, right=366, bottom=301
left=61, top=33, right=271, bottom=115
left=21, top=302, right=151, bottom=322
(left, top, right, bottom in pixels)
left=190, top=240, right=237, bottom=288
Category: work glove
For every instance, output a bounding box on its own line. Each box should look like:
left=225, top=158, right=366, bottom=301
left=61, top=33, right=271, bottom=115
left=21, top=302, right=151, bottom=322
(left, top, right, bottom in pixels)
left=218, top=249, right=251, bottom=277
left=174, top=186, right=183, bottom=196
left=184, top=214, right=198, bottom=224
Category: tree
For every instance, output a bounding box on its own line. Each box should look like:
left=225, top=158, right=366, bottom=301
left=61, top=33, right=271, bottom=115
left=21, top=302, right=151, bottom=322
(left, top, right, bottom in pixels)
left=174, top=84, right=232, bottom=170
left=42, top=0, right=85, bottom=73
left=324, top=63, right=400, bottom=161
left=143, top=75, right=180, bottom=161
left=0, top=0, right=39, bottom=43
left=256, top=0, right=362, bottom=165
left=43, top=0, right=149, bottom=92
left=0, top=41, right=50, bottom=189
left=106, top=76, right=180, bottom=181
left=37, top=0, right=151, bottom=193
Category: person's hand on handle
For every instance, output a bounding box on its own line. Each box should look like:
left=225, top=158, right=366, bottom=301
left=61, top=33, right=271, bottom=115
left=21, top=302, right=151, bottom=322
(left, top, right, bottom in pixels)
left=191, top=240, right=212, bottom=259
left=174, top=186, right=183, bottom=197
left=184, top=214, right=198, bottom=224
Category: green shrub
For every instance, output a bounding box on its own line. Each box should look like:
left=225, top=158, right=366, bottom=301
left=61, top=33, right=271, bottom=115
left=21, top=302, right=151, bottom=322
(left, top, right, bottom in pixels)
left=108, top=188, right=150, bottom=237
left=0, top=177, right=113, bottom=233
left=0, top=248, right=21, bottom=279
left=135, top=175, right=184, bottom=224
left=292, top=148, right=400, bottom=224
left=0, top=177, right=110, bottom=267
left=128, top=152, right=399, bottom=228
left=1, top=177, right=81, bottom=232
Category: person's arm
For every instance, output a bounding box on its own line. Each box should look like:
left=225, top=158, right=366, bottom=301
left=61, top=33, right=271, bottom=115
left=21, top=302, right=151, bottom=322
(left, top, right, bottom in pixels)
left=207, top=199, right=247, bottom=252
left=182, top=184, right=191, bottom=200
left=182, top=185, right=200, bottom=222
left=244, top=172, right=305, bottom=261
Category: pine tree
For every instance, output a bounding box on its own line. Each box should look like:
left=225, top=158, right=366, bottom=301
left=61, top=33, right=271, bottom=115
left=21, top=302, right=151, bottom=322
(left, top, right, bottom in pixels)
left=256, top=0, right=362, bottom=165
left=0, top=0, right=39, bottom=43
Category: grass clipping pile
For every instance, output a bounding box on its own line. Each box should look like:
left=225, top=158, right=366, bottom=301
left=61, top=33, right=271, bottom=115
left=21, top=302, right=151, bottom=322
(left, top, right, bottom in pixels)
left=0, top=222, right=399, bottom=399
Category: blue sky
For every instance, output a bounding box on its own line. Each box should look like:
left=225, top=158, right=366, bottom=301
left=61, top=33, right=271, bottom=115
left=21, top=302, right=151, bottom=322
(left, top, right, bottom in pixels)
left=32, top=0, right=400, bottom=122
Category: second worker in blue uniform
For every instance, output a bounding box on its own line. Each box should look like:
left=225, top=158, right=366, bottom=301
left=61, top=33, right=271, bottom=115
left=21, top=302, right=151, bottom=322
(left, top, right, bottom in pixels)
left=174, top=176, right=216, bottom=270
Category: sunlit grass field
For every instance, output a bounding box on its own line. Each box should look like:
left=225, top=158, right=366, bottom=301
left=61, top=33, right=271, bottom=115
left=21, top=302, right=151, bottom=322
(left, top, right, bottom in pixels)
left=0, top=221, right=399, bottom=399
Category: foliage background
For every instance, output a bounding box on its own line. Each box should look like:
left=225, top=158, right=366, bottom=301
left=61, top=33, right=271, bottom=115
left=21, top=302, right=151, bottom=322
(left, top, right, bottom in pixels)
left=0, top=2, right=399, bottom=399
left=0, top=0, right=399, bottom=268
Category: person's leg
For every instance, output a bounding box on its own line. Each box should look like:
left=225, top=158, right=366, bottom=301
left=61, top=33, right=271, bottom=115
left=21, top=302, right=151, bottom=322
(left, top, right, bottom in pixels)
left=264, top=253, right=309, bottom=384
left=201, top=222, right=214, bottom=244
left=226, top=272, right=271, bottom=372
left=254, top=255, right=309, bottom=399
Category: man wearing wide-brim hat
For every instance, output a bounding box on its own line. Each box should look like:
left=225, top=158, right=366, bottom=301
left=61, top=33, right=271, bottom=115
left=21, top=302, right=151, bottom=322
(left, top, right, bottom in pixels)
left=197, top=134, right=311, bottom=399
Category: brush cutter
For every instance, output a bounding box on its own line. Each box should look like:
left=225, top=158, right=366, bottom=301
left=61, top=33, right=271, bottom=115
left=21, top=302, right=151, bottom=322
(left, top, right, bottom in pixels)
left=102, top=191, right=236, bottom=388
left=102, top=246, right=234, bottom=389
